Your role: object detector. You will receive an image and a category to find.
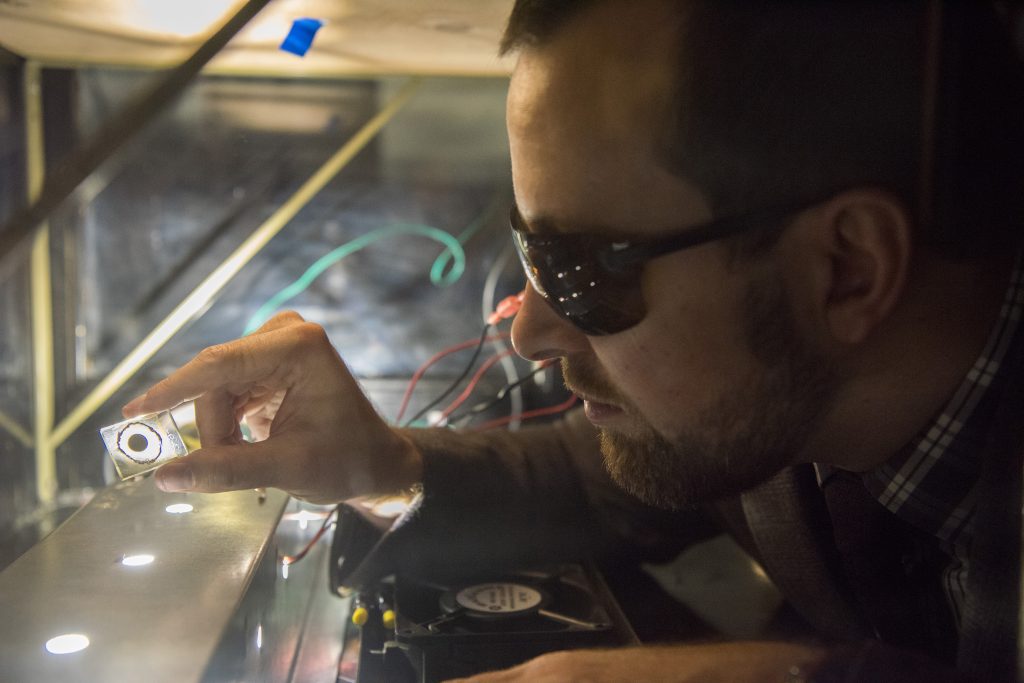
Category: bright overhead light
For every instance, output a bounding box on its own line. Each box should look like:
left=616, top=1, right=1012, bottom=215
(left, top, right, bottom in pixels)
left=131, top=0, right=237, bottom=38
left=45, top=634, right=90, bottom=655
left=121, top=554, right=155, bottom=567
left=165, top=503, right=194, bottom=514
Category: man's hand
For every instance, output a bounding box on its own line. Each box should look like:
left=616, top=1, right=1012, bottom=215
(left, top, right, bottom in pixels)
left=122, top=312, right=422, bottom=503
left=445, top=642, right=828, bottom=683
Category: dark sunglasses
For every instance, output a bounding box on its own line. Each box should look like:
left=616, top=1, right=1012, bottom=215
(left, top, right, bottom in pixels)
left=510, top=203, right=805, bottom=335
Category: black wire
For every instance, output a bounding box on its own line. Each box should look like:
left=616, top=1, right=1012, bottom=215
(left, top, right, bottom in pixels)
left=403, top=323, right=492, bottom=427
left=449, top=362, right=552, bottom=427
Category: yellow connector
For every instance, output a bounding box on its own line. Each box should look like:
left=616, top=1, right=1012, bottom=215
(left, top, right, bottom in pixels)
left=382, top=609, right=396, bottom=629
left=352, top=607, right=369, bottom=626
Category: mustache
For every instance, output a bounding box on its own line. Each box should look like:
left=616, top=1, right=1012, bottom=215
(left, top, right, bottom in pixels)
left=560, top=356, right=625, bottom=406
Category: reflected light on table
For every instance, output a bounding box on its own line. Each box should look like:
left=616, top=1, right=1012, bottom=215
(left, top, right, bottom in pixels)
left=121, top=554, right=155, bottom=567
left=45, top=633, right=90, bottom=655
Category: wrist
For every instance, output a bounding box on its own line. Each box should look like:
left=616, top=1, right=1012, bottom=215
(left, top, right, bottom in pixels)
left=381, top=430, right=423, bottom=494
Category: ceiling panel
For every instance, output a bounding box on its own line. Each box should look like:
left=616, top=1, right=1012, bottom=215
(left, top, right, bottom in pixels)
left=0, top=0, right=515, bottom=76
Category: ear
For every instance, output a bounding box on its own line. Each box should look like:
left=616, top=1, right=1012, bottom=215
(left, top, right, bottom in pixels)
left=797, top=189, right=912, bottom=345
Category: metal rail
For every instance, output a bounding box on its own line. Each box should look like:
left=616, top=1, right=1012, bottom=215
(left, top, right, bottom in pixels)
left=0, top=409, right=32, bottom=449
left=25, top=60, right=56, bottom=503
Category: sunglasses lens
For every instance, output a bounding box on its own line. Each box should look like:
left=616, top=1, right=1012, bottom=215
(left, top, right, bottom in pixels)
left=512, top=227, right=645, bottom=335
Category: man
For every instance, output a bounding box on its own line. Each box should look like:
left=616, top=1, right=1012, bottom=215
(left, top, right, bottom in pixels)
left=123, top=1, right=1024, bottom=680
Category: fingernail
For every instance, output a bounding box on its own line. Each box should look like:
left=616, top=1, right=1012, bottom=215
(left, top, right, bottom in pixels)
left=156, top=463, right=195, bottom=492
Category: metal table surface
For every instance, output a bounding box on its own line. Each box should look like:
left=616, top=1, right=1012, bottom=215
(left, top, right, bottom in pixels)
left=0, top=475, right=290, bottom=682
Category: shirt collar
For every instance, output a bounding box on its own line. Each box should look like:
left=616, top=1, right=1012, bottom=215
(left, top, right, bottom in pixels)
left=818, top=256, right=1024, bottom=548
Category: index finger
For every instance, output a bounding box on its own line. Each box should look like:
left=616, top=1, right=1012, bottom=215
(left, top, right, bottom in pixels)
left=123, top=323, right=326, bottom=417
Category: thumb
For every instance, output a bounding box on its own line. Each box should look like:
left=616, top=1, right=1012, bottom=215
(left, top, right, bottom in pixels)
left=154, top=439, right=294, bottom=494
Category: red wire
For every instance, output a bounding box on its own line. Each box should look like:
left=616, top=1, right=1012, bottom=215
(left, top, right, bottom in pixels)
left=395, top=331, right=510, bottom=423
left=470, top=394, right=579, bottom=431
left=437, top=348, right=518, bottom=422
left=280, top=509, right=337, bottom=565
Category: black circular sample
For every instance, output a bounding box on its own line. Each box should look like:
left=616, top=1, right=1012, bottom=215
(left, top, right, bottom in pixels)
left=127, top=433, right=149, bottom=452
left=116, top=422, right=164, bottom=464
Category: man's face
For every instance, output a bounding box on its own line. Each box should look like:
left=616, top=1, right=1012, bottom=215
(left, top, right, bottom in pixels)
left=507, top=1, right=837, bottom=509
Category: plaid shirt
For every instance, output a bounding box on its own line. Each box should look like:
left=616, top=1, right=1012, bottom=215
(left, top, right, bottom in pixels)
left=817, top=257, right=1024, bottom=629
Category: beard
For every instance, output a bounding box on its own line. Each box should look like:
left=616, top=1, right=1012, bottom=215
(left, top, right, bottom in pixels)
left=563, top=274, right=837, bottom=510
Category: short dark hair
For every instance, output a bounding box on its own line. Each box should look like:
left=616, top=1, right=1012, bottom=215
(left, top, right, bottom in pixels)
left=501, top=1, right=1024, bottom=260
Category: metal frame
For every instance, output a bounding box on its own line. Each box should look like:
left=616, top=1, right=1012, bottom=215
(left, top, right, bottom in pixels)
left=25, top=56, right=509, bottom=80
left=49, top=76, right=421, bottom=450
left=25, top=59, right=56, bottom=504
left=3, top=2, right=423, bottom=506
left=0, top=0, right=275, bottom=265
left=0, top=412, right=31, bottom=449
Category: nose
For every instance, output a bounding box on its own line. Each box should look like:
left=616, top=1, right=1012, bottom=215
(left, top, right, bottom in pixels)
left=511, top=283, right=590, bottom=361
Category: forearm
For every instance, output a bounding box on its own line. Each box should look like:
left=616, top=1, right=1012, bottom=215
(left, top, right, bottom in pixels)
left=451, top=641, right=976, bottom=683
left=390, top=411, right=610, bottom=574
left=382, top=409, right=716, bottom=578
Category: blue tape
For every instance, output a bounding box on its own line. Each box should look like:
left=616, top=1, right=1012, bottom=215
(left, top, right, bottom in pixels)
left=280, top=18, right=324, bottom=57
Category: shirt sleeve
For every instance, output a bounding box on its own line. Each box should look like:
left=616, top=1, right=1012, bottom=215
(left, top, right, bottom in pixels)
left=362, top=408, right=717, bottom=581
